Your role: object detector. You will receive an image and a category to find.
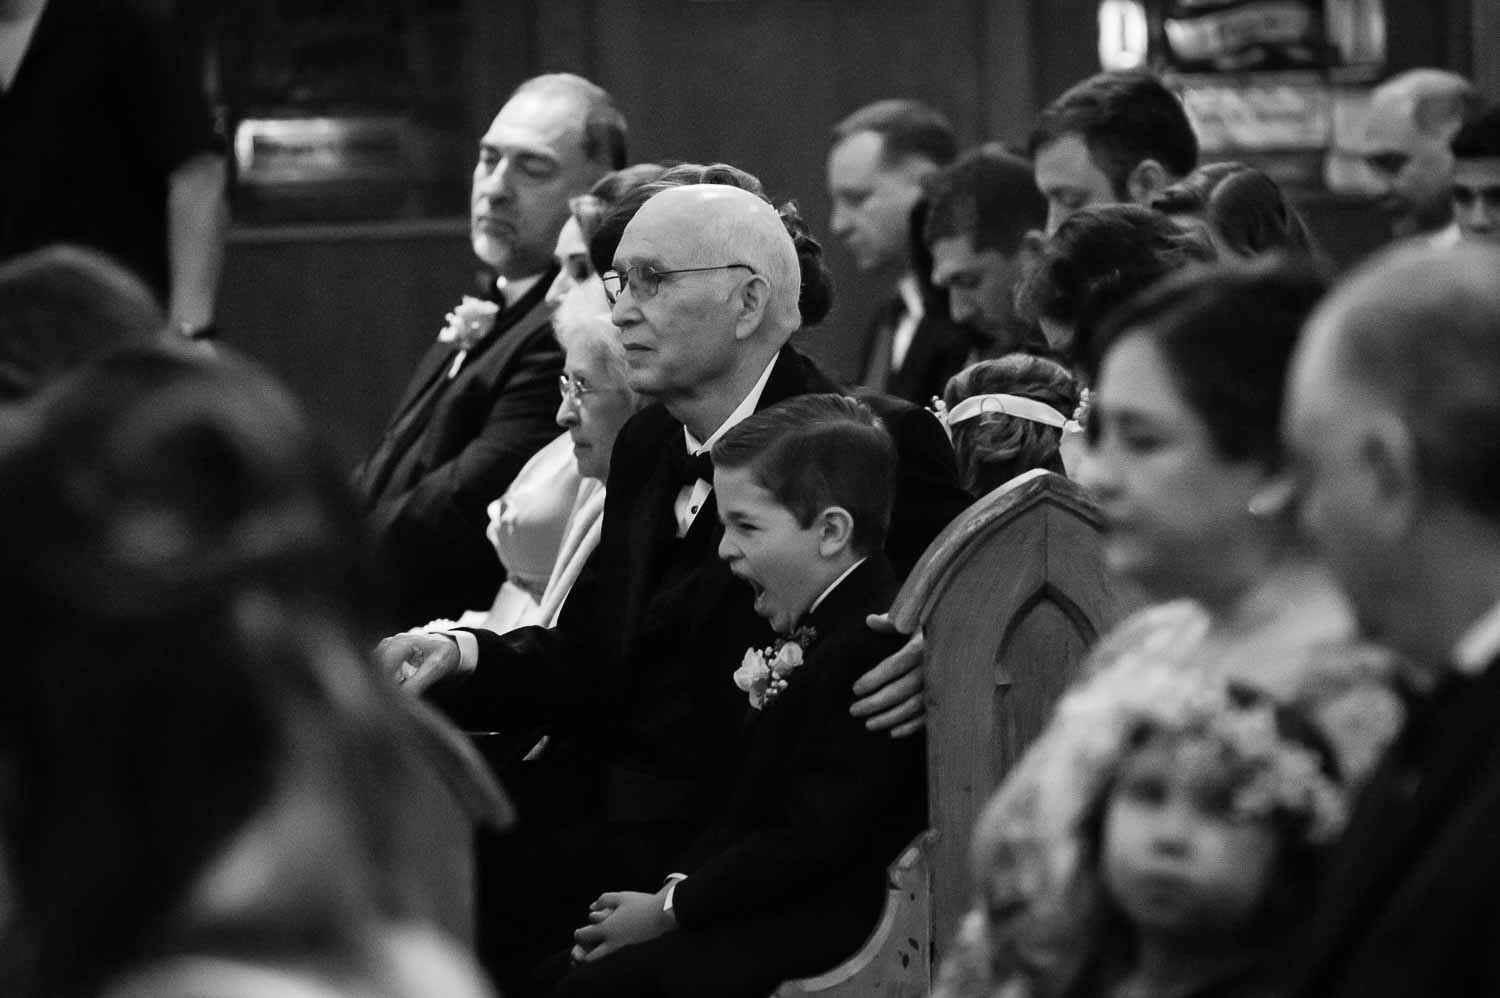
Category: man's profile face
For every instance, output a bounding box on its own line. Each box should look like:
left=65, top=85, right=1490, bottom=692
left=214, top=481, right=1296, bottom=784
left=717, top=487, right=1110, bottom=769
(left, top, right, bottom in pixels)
left=1363, top=99, right=1456, bottom=237
left=1034, top=133, right=1118, bottom=235
left=1452, top=157, right=1500, bottom=245
left=1283, top=319, right=1396, bottom=636
left=826, top=131, right=930, bottom=272
left=471, top=90, right=596, bottom=279
left=929, top=234, right=1022, bottom=345
left=608, top=202, right=745, bottom=402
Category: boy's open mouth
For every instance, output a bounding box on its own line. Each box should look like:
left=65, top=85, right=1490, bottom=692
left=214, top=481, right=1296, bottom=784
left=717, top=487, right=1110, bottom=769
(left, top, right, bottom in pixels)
left=733, top=568, right=771, bottom=615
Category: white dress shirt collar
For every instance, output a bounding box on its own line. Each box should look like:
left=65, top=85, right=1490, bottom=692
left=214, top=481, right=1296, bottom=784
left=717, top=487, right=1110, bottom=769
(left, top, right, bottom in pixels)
left=1454, top=597, right=1500, bottom=675
left=808, top=557, right=869, bottom=616
left=495, top=272, right=545, bottom=311
left=683, top=349, right=781, bottom=456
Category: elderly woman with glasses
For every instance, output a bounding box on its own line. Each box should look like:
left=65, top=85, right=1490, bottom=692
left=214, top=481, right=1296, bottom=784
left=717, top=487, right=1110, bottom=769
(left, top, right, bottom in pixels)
left=431, top=166, right=663, bottom=635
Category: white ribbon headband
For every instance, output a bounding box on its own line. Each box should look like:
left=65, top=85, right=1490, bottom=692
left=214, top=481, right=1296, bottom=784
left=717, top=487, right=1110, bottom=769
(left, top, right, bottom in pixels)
left=940, top=393, right=1069, bottom=429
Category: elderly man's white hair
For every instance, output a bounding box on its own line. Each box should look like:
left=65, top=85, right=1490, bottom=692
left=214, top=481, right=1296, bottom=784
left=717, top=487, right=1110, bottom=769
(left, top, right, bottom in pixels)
left=645, top=184, right=802, bottom=334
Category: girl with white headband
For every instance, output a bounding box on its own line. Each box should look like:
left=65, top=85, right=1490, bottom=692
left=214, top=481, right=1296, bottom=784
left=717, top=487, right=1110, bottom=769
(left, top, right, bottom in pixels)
left=934, top=353, right=1081, bottom=498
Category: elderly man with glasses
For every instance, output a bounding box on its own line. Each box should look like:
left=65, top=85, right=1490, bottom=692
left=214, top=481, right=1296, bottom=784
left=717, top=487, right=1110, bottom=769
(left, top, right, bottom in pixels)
left=377, top=180, right=967, bottom=995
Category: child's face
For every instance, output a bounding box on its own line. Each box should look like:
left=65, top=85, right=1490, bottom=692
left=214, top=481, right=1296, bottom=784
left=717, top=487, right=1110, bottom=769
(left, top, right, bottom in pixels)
left=1101, top=736, right=1278, bottom=940
left=715, top=465, right=829, bottom=635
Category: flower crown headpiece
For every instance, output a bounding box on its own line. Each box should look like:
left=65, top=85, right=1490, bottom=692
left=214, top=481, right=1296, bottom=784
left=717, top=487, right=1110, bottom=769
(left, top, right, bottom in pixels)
left=929, top=393, right=1070, bottom=441
left=1055, top=665, right=1348, bottom=843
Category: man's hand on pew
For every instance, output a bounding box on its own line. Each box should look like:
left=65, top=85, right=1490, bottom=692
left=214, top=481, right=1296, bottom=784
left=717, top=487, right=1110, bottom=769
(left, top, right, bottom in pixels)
left=374, top=631, right=462, bottom=694
left=851, top=614, right=926, bottom=738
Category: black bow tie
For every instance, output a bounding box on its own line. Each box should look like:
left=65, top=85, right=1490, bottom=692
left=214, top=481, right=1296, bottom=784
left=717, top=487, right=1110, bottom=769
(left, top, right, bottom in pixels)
left=675, top=448, right=714, bottom=488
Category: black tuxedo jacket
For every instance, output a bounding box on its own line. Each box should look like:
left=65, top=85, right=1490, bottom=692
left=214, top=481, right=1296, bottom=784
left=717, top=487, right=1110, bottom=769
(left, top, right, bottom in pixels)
left=443, top=346, right=967, bottom=839
left=862, top=293, right=975, bottom=406
left=1286, top=654, right=1500, bottom=996
left=354, top=267, right=564, bottom=628
left=670, top=557, right=924, bottom=934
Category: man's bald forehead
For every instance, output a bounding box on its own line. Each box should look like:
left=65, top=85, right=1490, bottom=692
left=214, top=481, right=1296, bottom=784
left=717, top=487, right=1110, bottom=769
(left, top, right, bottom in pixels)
left=632, top=184, right=783, bottom=234
left=622, top=183, right=801, bottom=330
left=1368, top=69, right=1477, bottom=136
left=1310, top=243, right=1500, bottom=399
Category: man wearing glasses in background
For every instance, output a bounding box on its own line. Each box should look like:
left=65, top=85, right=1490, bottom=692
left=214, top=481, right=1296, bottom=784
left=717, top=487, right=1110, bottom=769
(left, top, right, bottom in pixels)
left=354, top=73, right=627, bottom=629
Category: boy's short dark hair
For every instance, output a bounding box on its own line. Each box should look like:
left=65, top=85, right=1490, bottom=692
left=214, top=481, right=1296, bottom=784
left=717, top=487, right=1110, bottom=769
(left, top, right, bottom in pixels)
left=711, top=394, right=896, bottom=556
left=832, top=99, right=959, bottom=169
left=1452, top=103, right=1500, bottom=159
left=923, top=144, right=1047, bottom=256
left=1028, top=72, right=1199, bottom=197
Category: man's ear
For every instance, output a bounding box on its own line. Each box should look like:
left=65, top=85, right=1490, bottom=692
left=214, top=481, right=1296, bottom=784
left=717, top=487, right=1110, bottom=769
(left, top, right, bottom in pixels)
left=1361, top=413, right=1422, bottom=539
left=1126, top=158, right=1173, bottom=205
left=733, top=273, right=772, bottom=341
left=817, top=506, right=856, bottom=557
left=1016, top=229, right=1047, bottom=271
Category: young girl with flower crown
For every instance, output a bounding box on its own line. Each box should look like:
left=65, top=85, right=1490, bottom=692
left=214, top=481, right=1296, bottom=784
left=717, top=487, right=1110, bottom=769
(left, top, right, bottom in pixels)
left=943, top=667, right=1347, bottom=998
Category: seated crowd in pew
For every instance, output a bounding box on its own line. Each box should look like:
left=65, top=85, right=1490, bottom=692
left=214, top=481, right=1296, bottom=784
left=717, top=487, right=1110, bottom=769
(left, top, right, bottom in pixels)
left=2, top=59, right=1500, bottom=998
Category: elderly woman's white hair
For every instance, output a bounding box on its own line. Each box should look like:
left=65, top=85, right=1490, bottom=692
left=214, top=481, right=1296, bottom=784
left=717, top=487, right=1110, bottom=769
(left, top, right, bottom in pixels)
left=552, top=292, right=634, bottom=399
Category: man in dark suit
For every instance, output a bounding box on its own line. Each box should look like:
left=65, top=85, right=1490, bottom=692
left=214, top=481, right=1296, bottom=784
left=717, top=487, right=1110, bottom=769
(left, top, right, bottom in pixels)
left=354, top=73, right=626, bottom=628
left=1280, top=241, right=1500, bottom=996
left=924, top=145, right=1049, bottom=360
left=826, top=99, right=970, bottom=404
left=377, top=183, right=968, bottom=994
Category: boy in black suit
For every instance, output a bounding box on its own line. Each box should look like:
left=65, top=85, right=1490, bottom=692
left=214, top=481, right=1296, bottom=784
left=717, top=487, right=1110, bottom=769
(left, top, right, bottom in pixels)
left=555, top=394, right=926, bottom=997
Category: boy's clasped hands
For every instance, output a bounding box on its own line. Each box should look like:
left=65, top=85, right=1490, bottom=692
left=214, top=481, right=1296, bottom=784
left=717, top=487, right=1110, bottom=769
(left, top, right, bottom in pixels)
left=570, top=886, right=677, bottom=963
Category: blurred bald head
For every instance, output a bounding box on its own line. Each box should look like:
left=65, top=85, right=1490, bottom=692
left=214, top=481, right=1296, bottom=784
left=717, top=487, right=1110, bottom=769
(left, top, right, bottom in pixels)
left=1364, top=69, right=1480, bottom=237
left=1306, top=243, right=1500, bottom=516
left=1286, top=243, right=1500, bottom=656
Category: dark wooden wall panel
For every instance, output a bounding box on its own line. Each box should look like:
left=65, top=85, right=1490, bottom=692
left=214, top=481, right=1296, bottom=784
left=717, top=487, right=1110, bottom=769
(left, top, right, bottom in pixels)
left=219, top=223, right=477, bottom=465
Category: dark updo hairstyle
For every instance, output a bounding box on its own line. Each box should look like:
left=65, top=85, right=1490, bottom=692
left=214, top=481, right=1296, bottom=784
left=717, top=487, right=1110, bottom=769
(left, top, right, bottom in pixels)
left=942, top=354, right=1081, bottom=497
left=1152, top=161, right=1319, bottom=260
left=1090, top=257, right=1330, bottom=468
left=587, top=161, right=835, bottom=327
left=0, top=348, right=409, bottom=997
left=1015, top=204, right=1215, bottom=370
left=569, top=162, right=669, bottom=246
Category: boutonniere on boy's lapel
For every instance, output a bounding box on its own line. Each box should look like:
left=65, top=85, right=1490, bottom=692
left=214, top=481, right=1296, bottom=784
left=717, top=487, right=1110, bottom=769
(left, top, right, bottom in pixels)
left=734, top=625, right=819, bottom=710
left=437, top=295, right=501, bottom=378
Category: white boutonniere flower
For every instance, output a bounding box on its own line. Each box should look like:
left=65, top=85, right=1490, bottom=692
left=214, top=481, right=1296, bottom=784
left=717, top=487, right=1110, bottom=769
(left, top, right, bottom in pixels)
left=438, top=296, right=500, bottom=378
left=734, top=626, right=816, bottom=710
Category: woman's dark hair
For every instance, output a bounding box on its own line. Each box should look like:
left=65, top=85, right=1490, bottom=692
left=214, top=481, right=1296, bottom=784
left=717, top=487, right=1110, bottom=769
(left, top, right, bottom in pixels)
left=587, top=161, right=835, bottom=327
left=942, top=354, right=1080, bottom=497
left=1015, top=204, right=1215, bottom=367
left=1152, top=161, right=1319, bottom=260
left=0, top=348, right=392, bottom=997
left=1090, top=258, right=1331, bottom=467
left=570, top=162, right=669, bottom=244
left=0, top=245, right=165, bottom=401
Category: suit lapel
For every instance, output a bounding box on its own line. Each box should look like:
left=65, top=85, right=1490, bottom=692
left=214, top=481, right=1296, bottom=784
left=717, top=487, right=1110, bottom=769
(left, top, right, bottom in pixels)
left=384, top=266, right=558, bottom=429
left=616, top=411, right=686, bottom=650
left=1298, top=660, right=1500, bottom=988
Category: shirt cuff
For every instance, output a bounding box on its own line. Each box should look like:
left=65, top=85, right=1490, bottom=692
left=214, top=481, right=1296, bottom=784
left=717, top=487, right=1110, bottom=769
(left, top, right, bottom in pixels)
left=662, top=874, right=688, bottom=914
left=447, top=630, right=479, bottom=678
